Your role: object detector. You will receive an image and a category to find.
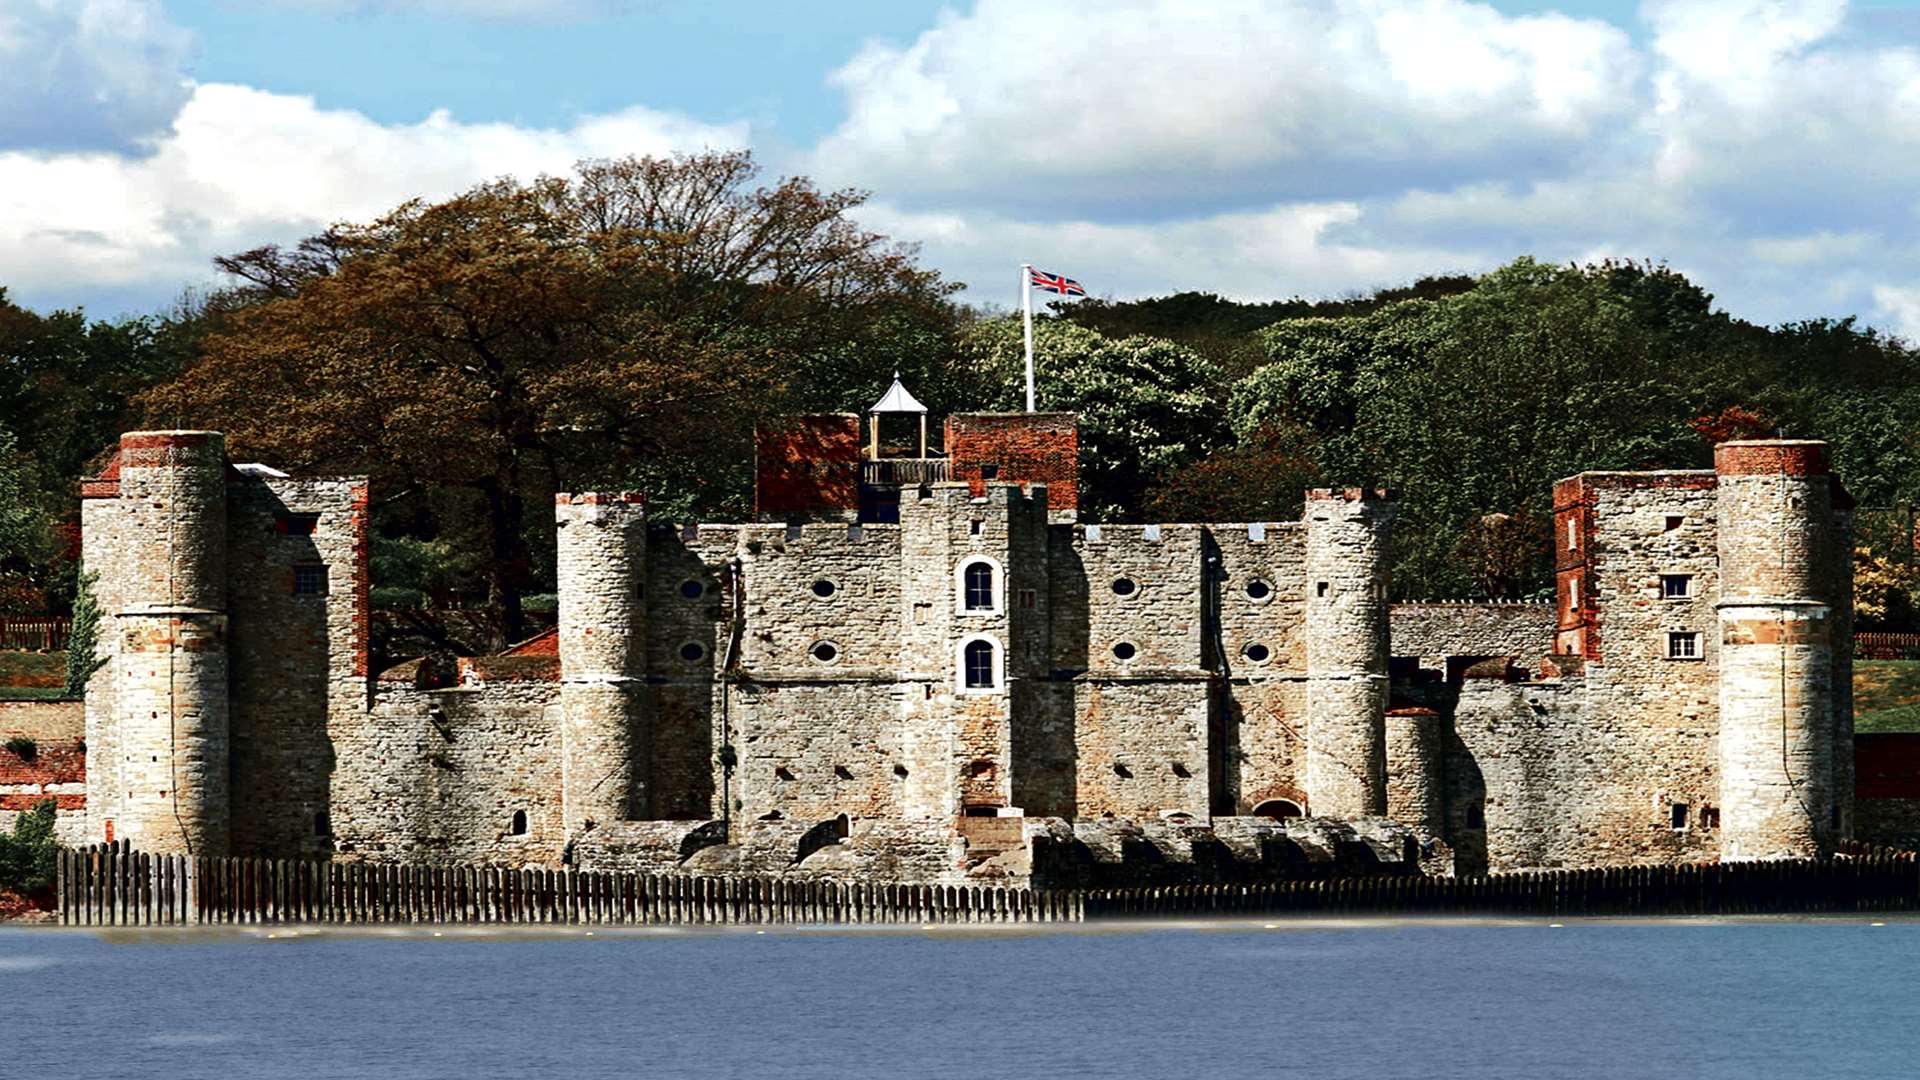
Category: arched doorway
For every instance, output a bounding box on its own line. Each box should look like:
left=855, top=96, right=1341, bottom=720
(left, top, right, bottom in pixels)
left=1253, top=799, right=1305, bottom=820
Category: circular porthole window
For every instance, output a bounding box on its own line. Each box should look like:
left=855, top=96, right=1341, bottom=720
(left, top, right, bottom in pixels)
left=1243, top=642, right=1272, bottom=664
left=679, top=579, right=707, bottom=600
left=811, top=578, right=837, bottom=599
left=1112, top=577, right=1137, bottom=597
left=810, top=641, right=840, bottom=664
left=1245, top=578, right=1272, bottom=601
left=1112, top=641, right=1138, bottom=662
left=678, top=641, right=707, bottom=663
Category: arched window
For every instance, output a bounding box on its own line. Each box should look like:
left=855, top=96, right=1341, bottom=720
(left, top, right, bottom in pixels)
left=1253, top=799, right=1304, bottom=820
left=509, top=809, right=529, bottom=836
left=964, top=561, right=995, bottom=611
left=956, top=635, right=1003, bottom=692
left=964, top=639, right=994, bottom=688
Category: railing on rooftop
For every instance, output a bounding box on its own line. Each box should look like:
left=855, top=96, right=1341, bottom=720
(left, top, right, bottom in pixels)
left=862, top=458, right=949, bottom=487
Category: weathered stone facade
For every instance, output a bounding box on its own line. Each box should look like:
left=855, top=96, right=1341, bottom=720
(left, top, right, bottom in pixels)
left=73, top=421, right=1868, bottom=881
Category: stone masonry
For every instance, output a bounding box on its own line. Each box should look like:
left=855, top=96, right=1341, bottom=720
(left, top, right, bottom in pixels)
left=72, top=414, right=1867, bottom=881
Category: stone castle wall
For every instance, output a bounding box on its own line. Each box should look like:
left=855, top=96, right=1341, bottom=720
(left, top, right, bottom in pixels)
left=1389, top=602, right=1555, bottom=675
left=75, top=428, right=1863, bottom=881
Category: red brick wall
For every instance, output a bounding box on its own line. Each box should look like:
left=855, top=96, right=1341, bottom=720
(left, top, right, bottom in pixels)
left=755, top=415, right=862, bottom=516
left=1715, top=440, right=1829, bottom=477
left=1552, top=476, right=1594, bottom=659
left=349, top=481, right=371, bottom=679
left=0, top=741, right=85, bottom=811
left=945, top=413, right=1078, bottom=514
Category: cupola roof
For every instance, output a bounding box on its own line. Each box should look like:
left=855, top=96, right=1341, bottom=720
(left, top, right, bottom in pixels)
left=869, top=373, right=927, bottom=414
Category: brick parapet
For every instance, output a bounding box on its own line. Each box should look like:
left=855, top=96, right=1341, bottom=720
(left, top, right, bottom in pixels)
left=754, top=415, right=861, bottom=517
left=945, top=412, right=1078, bottom=517
left=1714, top=440, right=1830, bottom=477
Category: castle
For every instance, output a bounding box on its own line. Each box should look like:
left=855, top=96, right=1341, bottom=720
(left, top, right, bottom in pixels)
left=59, top=382, right=1871, bottom=884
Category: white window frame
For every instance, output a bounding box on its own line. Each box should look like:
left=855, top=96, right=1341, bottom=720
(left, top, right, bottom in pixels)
left=1660, top=573, right=1692, bottom=600
left=955, top=634, right=1005, bottom=695
left=1666, top=631, right=1702, bottom=660
left=954, top=555, right=1004, bottom=616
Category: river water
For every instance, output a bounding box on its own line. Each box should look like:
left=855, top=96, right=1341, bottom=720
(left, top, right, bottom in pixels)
left=4, top=917, right=1915, bottom=1079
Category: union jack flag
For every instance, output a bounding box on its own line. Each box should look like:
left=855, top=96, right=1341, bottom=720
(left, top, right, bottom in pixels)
left=1028, top=268, right=1086, bottom=296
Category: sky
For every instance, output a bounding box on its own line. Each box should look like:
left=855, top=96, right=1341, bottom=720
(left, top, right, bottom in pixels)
left=8, top=0, right=1920, bottom=334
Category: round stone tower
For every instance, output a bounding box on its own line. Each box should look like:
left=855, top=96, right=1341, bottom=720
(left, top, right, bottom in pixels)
left=1715, top=440, right=1842, bottom=860
left=555, top=492, right=648, bottom=836
left=1385, top=705, right=1443, bottom=836
left=1304, top=487, right=1396, bottom=818
left=113, top=431, right=230, bottom=855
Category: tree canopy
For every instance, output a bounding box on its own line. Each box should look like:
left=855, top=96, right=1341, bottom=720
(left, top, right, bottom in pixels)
left=139, top=150, right=960, bottom=639
left=8, top=176, right=1920, bottom=629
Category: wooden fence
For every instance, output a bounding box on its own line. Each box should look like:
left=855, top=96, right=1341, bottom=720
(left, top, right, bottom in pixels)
left=56, top=843, right=1920, bottom=928
left=1858, top=632, right=1920, bottom=660
left=55, top=843, right=1083, bottom=927
left=0, top=617, right=68, bottom=652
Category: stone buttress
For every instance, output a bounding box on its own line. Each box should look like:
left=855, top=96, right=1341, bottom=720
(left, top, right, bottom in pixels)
left=1714, top=440, right=1846, bottom=859
left=1303, top=488, right=1396, bottom=817
left=556, top=493, right=648, bottom=836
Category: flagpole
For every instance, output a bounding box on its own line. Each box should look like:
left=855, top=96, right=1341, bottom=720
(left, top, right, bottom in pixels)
left=1021, top=262, right=1035, bottom=413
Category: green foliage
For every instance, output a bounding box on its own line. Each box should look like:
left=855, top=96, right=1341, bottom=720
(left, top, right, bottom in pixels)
left=370, top=534, right=485, bottom=608
left=0, top=428, right=58, bottom=583
left=1230, top=258, right=1765, bottom=598
left=1854, top=661, right=1920, bottom=734
left=3, top=736, right=33, bottom=760
left=0, top=289, right=191, bottom=611
left=1854, top=548, right=1920, bottom=628
left=0, top=798, right=58, bottom=894
left=1142, top=423, right=1322, bottom=523
left=955, top=317, right=1229, bottom=520
left=63, top=567, right=104, bottom=698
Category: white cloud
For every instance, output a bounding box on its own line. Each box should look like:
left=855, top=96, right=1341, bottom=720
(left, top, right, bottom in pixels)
left=0, top=0, right=193, bottom=152
left=1873, top=283, right=1920, bottom=340
left=17, top=0, right=1920, bottom=336
left=813, top=0, right=1642, bottom=213
left=0, top=83, right=746, bottom=307
left=856, top=199, right=1473, bottom=309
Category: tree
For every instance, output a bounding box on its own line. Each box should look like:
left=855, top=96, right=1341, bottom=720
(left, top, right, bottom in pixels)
left=0, top=289, right=186, bottom=610
left=953, top=318, right=1229, bottom=520
left=64, top=568, right=105, bottom=697
left=1142, top=424, right=1322, bottom=523
left=141, top=151, right=958, bottom=640
left=0, top=798, right=57, bottom=896
left=1230, top=258, right=1743, bottom=598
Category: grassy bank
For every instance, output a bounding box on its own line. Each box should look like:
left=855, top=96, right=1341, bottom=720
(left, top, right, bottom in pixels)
left=1856, top=660, right=1920, bottom=734
left=0, top=651, right=65, bottom=701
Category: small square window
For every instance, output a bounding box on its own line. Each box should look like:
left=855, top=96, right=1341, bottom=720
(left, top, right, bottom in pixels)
left=1019, top=589, right=1036, bottom=609
left=1666, top=632, right=1700, bottom=659
left=980, top=464, right=1000, bottom=480
left=1670, top=802, right=1689, bottom=829
left=1660, top=574, right=1692, bottom=599
left=279, top=512, right=320, bottom=536
left=293, top=564, right=328, bottom=596
left=970, top=519, right=983, bottom=536
left=1664, top=515, right=1684, bottom=532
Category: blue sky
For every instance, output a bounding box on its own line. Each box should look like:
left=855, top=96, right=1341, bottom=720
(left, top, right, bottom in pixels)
left=10, top=0, right=1920, bottom=336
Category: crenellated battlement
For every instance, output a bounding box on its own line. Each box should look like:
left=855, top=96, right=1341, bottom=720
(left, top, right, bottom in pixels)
left=72, top=412, right=1864, bottom=883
